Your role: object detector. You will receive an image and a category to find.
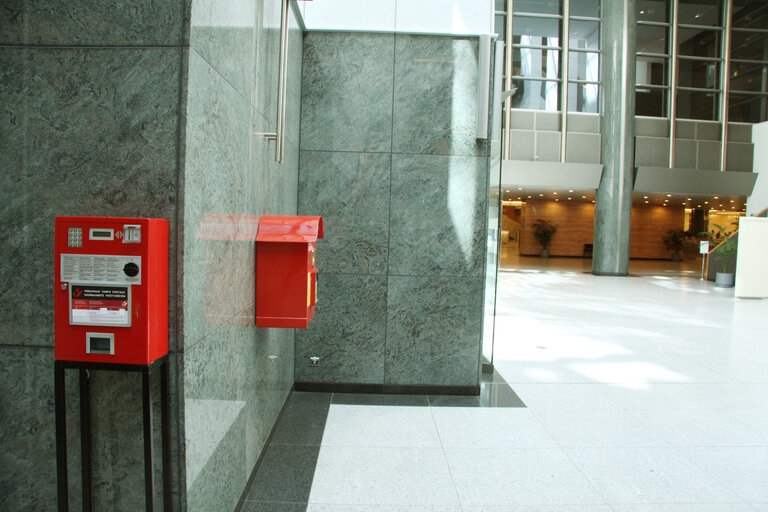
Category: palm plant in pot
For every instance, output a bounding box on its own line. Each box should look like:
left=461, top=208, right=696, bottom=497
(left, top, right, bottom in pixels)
left=532, top=218, right=558, bottom=258
left=703, top=223, right=738, bottom=287
left=662, top=228, right=686, bottom=261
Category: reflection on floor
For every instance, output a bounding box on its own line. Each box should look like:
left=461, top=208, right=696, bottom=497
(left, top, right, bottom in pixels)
left=243, top=268, right=768, bottom=512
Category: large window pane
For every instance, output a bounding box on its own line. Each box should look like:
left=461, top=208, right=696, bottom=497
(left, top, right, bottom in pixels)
left=732, top=0, right=768, bottom=29
left=677, top=89, right=719, bottom=120
left=678, top=0, right=723, bottom=26
left=511, top=79, right=561, bottom=111
left=637, top=0, right=669, bottom=22
left=514, top=0, right=561, bottom=15
left=678, top=58, right=720, bottom=88
left=568, top=83, right=599, bottom=112
left=637, top=56, right=669, bottom=86
left=513, top=47, right=561, bottom=79
left=730, top=62, right=768, bottom=93
left=729, top=93, right=768, bottom=123
left=495, top=0, right=506, bottom=11
left=569, top=20, right=599, bottom=50
left=731, top=31, right=768, bottom=61
left=571, top=0, right=600, bottom=18
left=568, top=51, right=600, bottom=81
left=679, top=27, right=721, bottom=57
left=637, top=25, right=669, bottom=55
left=513, top=17, right=561, bottom=46
left=636, top=88, right=668, bottom=116
left=495, top=15, right=505, bottom=40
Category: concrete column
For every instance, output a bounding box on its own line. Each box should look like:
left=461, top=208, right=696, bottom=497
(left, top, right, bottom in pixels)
left=593, top=0, right=636, bottom=275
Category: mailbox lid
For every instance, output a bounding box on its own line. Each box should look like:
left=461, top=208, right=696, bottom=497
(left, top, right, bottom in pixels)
left=256, top=215, right=323, bottom=243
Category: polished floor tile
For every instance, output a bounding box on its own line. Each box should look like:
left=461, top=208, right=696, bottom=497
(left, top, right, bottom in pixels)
left=680, top=447, right=768, bottom=503
left=565, top=447, right=743, bottom=504
left=242, top=266, right=768, bottom=511
left=308, top=446, right=461, bottom=507
left=444, top=447, right=606, bottom=507
left=531, top=408, right=668, bottom=448
left=431, top=408, right=557, bottom=448
left=244, top=444, right=321, bottom=503
left=320, top=405, right=441, bottom=448
left=608, top=504, right=759, bottom=511
left=306, top=506, right=461, bottom=512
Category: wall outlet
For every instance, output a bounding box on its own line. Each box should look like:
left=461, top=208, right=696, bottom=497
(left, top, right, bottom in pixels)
left=309, top=356, right=320, bottom=367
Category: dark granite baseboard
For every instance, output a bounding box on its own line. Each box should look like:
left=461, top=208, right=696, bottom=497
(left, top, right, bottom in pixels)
left=234, top=385, right=296, bottom=512
left=294, top=382, right=480, bottom=396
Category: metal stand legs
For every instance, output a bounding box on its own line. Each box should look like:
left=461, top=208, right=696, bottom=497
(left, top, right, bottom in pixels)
left=55, top=358, right=171, bottom=512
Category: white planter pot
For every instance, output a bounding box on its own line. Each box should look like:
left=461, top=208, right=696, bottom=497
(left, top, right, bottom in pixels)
left=715, top=272, right=735, bottom=287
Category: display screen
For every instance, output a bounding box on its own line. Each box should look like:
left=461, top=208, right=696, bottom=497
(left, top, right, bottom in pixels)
left=89, top=228, right=114, bottom=240
left=90, top=337, right=111, bottom=352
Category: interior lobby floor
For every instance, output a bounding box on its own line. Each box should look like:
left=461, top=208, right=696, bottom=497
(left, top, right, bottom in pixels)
left=242, top=264, right=768, bottom=512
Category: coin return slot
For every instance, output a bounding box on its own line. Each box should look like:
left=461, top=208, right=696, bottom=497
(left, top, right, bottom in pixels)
left=86, top=332, right=115, bottom=355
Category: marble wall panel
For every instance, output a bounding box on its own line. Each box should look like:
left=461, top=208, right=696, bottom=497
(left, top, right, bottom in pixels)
left=385, top=276, right=483, bottom=386
left=392, top=35, right=485, bottom=157
left=0, top=0, right=184, bottom=46
left=183, top=50, right=254, bottom=347
left=0, top=47, right=180, bottom=348
left=0, top=346, right=176, bottom=512
left=254, top=0, right=281, bottom=125
left=389, top=154, right=487, bottom=278
left=181, top=11, right=300, bottom=510
left=300, top=32, right=395, bottom=153
left=0, top=348, right=72, bottom=511
left=189, top=0, right=256, bottom=102
left=183, top=322, right=293, bottom=512
left=295, top=274, right=387, bottom=384
left=299, top=151, right=391, bottom=275
left=285, top=6, right=304, bottom=148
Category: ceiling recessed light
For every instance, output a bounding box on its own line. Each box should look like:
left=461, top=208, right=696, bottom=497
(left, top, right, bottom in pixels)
left=568, top=197, right=572, bottom=200
left=645, top=200, right=649, bottom=204
left=518, top=187, right=523, bottom=190
left=555, top=198, right=559, bottom=202
left=505, top=190, right=510, bottom=192
left=714, top=196, right=719, bottom=199
left=730, top=200, right=735, bottom=203
left=553, top=192, right=558, bottom=195
left=666, top=194, right=672, bottom=197
left=568, top=189, right=574, bottom=193
left=527, top=195, right=532, bottom=198
left=582, top=195, right=586, bottom=199
left=643, top=196, right=648, bottom=199
left=539, top=193, right=544, bottom=197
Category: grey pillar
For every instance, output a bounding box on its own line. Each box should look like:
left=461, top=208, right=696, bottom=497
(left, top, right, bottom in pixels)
left=593, top=0, right=636, bottom=276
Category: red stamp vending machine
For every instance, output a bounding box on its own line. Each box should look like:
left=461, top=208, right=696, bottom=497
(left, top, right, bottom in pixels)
left=54, top=216, right=169, bottom=365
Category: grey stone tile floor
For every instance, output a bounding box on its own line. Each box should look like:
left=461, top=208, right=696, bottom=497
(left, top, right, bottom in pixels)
left=244, top=268, right=768, bottom=512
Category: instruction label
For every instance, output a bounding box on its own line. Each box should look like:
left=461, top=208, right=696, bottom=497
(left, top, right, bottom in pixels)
left=70, top=285, right=131, bottom=326
left=60, top=254, right=141, bottom=285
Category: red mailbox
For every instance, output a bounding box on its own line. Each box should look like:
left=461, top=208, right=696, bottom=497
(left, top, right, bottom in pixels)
left=256, top=215, right=323, bottom=328
left=54, top=216, right=169, bottom=365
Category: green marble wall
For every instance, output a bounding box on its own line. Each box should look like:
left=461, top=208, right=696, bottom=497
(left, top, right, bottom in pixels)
left=0, top=3, right=184, bottom=508
left=297, top=32, right=488, bottom=389
left=182, top=0, right=303, bottom=511
left=0, top=0, right=302, bottom=510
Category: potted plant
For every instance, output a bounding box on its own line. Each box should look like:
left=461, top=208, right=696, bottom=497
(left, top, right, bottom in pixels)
left=709, top=224, right=738, bottom=287
left=532, top=218, right=558, bottom=258
left=662, top=228, right=686, bottom=261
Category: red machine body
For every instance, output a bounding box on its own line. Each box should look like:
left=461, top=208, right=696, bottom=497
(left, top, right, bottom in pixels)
left=54, top=216, right=169, bottom=365
left=256, top=215, right=323, bottom=328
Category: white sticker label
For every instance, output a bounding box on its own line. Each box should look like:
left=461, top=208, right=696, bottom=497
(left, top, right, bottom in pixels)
left=60, top=254, right=141, bottom=285
left=70, top=284, right=131, bottom=327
